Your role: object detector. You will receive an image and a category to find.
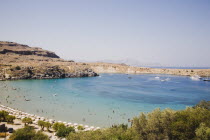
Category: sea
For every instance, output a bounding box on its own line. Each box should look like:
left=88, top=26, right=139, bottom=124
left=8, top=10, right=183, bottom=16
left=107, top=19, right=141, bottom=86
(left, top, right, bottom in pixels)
left=0, top=73, right=210, bottom=127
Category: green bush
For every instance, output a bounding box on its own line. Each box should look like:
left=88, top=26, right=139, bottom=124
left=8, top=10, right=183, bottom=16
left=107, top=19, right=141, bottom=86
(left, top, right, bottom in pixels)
left=194, top=100, right=210, bottom=110
left=32, top=131, right=49, bottom=140
left=52, top=122, right=65, bottom=132
left=5, top=101, right=210, bottom=140
left=0, top=111, right=9, bottom=122
left=38, top=120, right=46, bottom=131
left=56, top=126, right=75, bottom=138
left=9, top=126, right=49, bottom=140
left=22, top=118, right=32, bottom=126
left=195, top=123, right=210, bottom=140
left=67, top=106, right=210, bottom=140
left=0, top=111, right=16, bottom=123
left=37, top=121, right=52, bottom=131
left=6, top=115, right=16, bottom=123
left=171, top=107, right=210, bottom=139
left=77, top=125, right=85, bottom=130
left=132, top=108, right=176, bottom=140
left=44, top=122, right=52, bottom=131
left=67, top=125, right=138, bottom=140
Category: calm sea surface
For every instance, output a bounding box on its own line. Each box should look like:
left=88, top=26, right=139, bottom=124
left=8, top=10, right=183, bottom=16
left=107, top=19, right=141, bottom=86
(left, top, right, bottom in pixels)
left=0, top=74, right=210, bottom=127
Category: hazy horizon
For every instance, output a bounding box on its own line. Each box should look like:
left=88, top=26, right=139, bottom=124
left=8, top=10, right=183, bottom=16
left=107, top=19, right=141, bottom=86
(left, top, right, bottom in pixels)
left=0, top=0, right=210, bottom=67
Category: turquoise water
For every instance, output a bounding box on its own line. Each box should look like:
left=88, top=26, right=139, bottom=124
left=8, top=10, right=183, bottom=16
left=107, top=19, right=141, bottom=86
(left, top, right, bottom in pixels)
left=0, top=74, right=210, bottom=127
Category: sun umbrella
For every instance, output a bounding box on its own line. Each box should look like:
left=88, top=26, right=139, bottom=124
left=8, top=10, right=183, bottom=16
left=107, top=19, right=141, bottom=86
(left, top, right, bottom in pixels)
left=49, top=119, right=54, bottom=122
left=73, top=123, right=78, bottom=126
left=85, top=128, right=91, bottom=131
left=40, top=117, right=45, bottom=121
left=96, top=127, right=100, bottom=129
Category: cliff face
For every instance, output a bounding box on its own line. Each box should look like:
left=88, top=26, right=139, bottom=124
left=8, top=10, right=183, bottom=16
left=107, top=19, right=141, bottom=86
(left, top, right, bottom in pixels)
left=88, top=63, right=210, bottom=77
left=0, top=41, right=98, bottom=80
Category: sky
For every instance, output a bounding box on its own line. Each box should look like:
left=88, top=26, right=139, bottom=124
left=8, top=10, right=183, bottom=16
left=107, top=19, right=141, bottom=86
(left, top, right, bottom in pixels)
left=0, top=0, right=210, bottom=67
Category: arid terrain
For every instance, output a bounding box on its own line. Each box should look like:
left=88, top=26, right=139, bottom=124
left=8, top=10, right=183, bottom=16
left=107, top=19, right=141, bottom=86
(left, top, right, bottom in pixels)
left=0, top=41, right=98, bottom=80
left=0, top=41, right=210, bottom=80
left=89, top=62, right=210, bottom=77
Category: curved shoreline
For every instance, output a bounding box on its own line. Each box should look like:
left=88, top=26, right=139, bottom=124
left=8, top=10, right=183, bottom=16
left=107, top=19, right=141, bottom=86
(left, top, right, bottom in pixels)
left=89, top=63, right=210, bottom=77
left=0, top=104, right=100, bottom=131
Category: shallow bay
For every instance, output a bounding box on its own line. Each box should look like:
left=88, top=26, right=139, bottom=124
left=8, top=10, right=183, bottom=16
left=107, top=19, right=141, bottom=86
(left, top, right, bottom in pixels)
left=0, top=74, right=210, bottom=127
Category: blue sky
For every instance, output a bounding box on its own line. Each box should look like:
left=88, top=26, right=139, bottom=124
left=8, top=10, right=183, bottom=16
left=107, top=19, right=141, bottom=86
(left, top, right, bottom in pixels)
left=0, top=0, right=210, bottom=66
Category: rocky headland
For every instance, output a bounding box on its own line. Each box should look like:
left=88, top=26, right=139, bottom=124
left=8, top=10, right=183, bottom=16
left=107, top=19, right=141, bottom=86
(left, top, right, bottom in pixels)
left=0, top=41, right=210, bottom=80
left=0, top=41, right=98, bottom=80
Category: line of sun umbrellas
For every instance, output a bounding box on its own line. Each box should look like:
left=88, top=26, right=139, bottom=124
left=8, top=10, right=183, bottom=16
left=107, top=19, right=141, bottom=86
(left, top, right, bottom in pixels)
left=0, top=104, right=100, bottom=131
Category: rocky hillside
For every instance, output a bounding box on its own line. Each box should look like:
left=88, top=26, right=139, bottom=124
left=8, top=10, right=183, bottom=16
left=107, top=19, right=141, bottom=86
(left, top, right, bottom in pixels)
left=0, top=41, right=210, bottom=80
left=0, top=41, right=98, bottom=80
left=0, top=41, right=59, bottom=58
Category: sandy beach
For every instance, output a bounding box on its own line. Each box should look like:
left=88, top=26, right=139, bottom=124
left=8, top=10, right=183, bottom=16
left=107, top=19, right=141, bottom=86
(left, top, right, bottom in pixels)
left=0, top=104, right=100, bottom=140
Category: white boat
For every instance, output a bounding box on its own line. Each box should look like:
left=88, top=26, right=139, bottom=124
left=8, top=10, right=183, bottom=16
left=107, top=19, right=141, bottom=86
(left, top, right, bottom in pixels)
left=155, top=76, right=160, bottom=79
left=190, top=75, right=201, bottom=81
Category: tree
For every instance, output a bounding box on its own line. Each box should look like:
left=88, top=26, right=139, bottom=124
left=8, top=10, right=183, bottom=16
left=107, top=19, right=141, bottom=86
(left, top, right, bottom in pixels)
left=38, top=121, right=45, bottom=131
left=6, top=115, right=16, bottom=123
left=67, top=125, right=138, bottom=140
left=52, top=122, right=65, bottom=132
left=0, top=111, right=9, bottom=122
left=44, top=122, right=52, bottom=131
left=9, top=126, right=36, bottom=140
left=196, top=123, right=210, bottom=140
left=171, top=107, right=210, bottom=140
left=56, top=126, right=75, bottom=138
left=77, top=125, right=85, bottom=130
left=132, top=108, right=176, bottom=140
left=9, top=126, right=49, bottom=140
left=194, top=100, right=210, bottom=110
left=22, top=118, right=32, bottom=126
left=32, top=131, right=49, bottom=140
left=160, top=108, right=176, bottom=139
left=132, top=112, right=147, bottom=139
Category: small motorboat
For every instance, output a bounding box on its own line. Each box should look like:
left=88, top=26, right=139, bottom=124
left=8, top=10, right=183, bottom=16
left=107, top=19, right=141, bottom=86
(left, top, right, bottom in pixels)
left=190, top=75, right=202, bottom=81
